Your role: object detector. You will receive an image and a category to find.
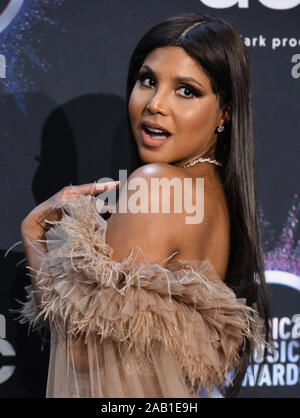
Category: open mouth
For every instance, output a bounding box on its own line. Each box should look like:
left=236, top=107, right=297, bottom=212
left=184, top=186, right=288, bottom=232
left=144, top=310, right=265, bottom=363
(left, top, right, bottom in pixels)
left=141, top=123, right=171, bottom=139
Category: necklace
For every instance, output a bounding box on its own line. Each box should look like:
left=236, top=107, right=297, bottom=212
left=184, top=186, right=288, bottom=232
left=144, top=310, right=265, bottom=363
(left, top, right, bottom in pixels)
left=182, top=157, right=223, bottom=168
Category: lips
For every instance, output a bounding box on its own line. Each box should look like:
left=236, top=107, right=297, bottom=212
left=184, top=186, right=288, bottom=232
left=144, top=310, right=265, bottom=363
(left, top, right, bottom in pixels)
left=140, top=120, right=172, bottom=147
left=141, top=120, right=171, bottom=136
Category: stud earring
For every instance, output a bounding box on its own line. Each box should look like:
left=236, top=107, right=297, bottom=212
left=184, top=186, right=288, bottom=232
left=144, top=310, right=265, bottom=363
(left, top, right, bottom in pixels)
left=217, top=124, right=225, bottom=133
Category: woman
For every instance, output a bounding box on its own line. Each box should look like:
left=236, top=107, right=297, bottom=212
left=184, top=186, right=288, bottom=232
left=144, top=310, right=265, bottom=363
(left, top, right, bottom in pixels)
left=18, top=12, right=271, bottom=398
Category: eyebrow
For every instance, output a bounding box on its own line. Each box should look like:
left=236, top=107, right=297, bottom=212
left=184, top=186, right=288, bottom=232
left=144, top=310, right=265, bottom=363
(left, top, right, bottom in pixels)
left=140, top=64, right=205, bottom=89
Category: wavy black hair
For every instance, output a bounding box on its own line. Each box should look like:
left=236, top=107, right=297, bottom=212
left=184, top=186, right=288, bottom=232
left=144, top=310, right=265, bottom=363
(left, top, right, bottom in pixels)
left=125, top=12, right=272, bottom=397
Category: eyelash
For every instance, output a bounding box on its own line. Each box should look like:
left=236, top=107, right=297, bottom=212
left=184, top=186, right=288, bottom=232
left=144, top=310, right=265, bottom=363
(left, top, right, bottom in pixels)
left=136, top=72, right=203, bottom=99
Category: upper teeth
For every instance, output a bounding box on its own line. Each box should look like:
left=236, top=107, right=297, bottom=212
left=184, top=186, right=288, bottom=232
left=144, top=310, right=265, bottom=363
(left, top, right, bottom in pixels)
left=146, top=126, right=166, bottom=134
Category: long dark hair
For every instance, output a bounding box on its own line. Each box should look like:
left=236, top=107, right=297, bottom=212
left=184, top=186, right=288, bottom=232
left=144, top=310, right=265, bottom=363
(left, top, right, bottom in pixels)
left=125, top=12, right=271, bottom=397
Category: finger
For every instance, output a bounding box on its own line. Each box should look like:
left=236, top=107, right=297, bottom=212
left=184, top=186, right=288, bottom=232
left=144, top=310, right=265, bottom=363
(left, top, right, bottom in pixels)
left=64, top=181, right=120, bottom=197
left=94, top=181, right=120, bottom=193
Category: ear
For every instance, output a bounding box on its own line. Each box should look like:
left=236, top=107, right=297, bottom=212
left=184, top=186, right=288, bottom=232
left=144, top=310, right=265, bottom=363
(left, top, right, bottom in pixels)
left=220, top=101, right=232, bottom=125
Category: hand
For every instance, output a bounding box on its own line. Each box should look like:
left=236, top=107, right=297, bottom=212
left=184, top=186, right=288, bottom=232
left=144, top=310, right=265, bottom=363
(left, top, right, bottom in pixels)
left=20, top=181, right=120, bottom=309
left=21, top=181, right=120, bottom=241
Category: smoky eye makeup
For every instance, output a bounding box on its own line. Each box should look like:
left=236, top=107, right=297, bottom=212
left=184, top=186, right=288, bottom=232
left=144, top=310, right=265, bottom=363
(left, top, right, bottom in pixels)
left=137, top=70, right=155, bottom=85
left=177, top=85, right=203, bottom=98
left=137, top=70, right=204, bottom=99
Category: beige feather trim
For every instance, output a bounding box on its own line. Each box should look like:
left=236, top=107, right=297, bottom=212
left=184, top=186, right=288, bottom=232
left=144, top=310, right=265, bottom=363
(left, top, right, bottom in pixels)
left=17, top=193, right=267, bottom=394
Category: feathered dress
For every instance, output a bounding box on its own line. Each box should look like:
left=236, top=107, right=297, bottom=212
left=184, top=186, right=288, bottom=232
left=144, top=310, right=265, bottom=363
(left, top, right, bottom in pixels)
left=16, top=193, right=266, bottom=398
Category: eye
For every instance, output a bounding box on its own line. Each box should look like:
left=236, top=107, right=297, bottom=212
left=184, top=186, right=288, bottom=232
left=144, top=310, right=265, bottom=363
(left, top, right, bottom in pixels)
left=177, top=85, right=202, bottom=99
left=136, top=72, right=203, bottom=99
left=137, top=72, right=155, bottom=87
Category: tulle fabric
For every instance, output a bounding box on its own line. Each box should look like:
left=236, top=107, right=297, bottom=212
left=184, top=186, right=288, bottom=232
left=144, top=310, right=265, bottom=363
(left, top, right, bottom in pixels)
left=16, top=194, right=266, bottom=398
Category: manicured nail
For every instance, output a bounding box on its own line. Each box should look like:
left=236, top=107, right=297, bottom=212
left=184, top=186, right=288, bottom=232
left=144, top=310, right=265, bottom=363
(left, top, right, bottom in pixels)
left=95, top=181, right=120, bottom=191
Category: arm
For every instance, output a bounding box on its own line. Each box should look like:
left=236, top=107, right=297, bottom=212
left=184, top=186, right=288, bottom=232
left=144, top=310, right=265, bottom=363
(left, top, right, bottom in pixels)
left=18, top=166, right=265, bottom=392
left=20, top=182, right=119, bottom=308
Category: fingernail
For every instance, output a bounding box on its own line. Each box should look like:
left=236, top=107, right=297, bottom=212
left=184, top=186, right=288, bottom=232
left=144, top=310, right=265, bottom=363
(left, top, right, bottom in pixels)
left=95, top=181, right=120, bottom=191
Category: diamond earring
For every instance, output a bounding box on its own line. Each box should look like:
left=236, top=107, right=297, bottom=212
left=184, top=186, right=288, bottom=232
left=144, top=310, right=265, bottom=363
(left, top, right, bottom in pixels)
left=217, top=124, right=225, bottom=133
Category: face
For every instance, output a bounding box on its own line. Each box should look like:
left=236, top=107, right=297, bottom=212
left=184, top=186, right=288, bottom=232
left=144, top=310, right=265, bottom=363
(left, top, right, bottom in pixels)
left=128, top=46, right=230, bottom=167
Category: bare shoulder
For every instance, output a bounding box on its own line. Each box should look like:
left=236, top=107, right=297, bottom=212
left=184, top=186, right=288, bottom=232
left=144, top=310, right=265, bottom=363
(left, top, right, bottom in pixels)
left=127, top=162, right=184, bottom=180
left=127, top=163, right=226, bottom=227
left=118, top=162, right=191, bottom=217
left=105, top=163, right=229, bottom=273
left=105, top=163, right=184, bottom=266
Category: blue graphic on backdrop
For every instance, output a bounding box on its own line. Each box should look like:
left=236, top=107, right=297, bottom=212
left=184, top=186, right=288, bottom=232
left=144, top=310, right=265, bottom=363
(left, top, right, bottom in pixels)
left=0, top=0, right=65, bottom=116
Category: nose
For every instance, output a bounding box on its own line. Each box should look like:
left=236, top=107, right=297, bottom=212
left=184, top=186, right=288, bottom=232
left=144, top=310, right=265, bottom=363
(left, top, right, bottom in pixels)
left=146, top=87, right=169, bottom=115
